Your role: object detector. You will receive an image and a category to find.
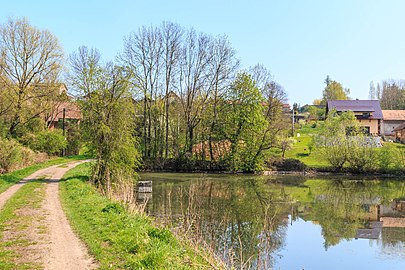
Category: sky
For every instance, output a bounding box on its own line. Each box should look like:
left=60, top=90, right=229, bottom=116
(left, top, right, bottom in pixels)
left=1, top=0, right=405, bottom=105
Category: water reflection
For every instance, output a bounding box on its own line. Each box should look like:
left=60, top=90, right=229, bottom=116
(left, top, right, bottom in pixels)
left=139, top=173, right=405, bottom=270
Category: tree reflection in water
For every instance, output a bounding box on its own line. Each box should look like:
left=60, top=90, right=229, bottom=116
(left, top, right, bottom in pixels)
left=140, top=173, right=405, bottom=269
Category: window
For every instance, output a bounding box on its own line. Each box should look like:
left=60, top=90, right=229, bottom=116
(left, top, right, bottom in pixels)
left=364, top=126, right=370, bottom=134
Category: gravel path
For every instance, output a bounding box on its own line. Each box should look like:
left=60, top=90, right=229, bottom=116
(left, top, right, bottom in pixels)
left=0, top=160, right=97, bottom=269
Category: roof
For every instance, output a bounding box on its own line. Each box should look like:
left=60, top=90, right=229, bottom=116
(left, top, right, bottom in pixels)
left=382, top=110, right=405, bottom=121
left=49, top=101, right=82, bottom=121
left=393, top=122, right=405, bottom=132
left=327, top=100, right=383, bottom=119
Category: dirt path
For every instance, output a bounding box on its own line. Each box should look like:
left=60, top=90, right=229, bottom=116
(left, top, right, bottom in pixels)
left=0, top=160, right=97, bottom=269
left=0, top=164, right=62, bottom=210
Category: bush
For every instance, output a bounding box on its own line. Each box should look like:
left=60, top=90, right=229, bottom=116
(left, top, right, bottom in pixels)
left=66, top=127, right=82, bottom=156
left=378, top=144, right=405, bottom=173
left=0, top=138, right=23, bottom=173
left=347, top=145, right=378, bottom=172
left=27, top=130, right=67, bottom=156
left=142, top=156, right=230, bottom=172
left=268, top=158, right=307, bottom=171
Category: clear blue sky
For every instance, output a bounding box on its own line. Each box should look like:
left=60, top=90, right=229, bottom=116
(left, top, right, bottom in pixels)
left=1, top=0, right=405, bottom=105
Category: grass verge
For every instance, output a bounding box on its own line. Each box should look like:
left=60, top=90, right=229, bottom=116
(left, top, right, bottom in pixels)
left=0, top=181, right=46, bottom=269
left=60, top=163, right=220, bottom=270
left=0, top=155, right=90, bottom=194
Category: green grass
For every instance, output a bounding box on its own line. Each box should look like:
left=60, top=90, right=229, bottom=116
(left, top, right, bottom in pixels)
left=286, top=123, right=405, bottom=171
left=0, top=181, right=46, bottom=269
left=0, top=155, right=90, bottom=194
left=60, top=163, right=220, bottom=270
left=285, top=124, right=329, bottom=168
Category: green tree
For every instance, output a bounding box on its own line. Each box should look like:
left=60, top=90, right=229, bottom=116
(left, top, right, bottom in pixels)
left=31, top=129, right=67, bottom=156
left=315, top=110, right=362, bottom=171
left=222, top=73, right=266, bottom=171
left=69, top=46, right=140, bottom=194
left=0, top=17, right=64, bottom=137
left=321, top=77, right=350, bottom=104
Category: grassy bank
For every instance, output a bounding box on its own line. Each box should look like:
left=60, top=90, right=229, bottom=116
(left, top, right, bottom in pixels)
left=285, top=124, right=405, bottom=174
left=60, top=163, right=221, bottom=269
left=0, top=181, right=46, bottom=269
left=284, top=124, right=329, bottom=168
left=0, top=155, right=89, bottom=194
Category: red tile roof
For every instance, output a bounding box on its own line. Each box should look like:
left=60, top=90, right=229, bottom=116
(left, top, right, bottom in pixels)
left=382, top=110, right=405, bottom=121
left=49, top=102, right=82, bottom=122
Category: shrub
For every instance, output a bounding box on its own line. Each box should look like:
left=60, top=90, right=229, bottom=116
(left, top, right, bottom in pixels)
left=29, top=130, right=67, bottom=156
left=0, top=138, right=40, bottom=173
left=66, top=127, right=82, bottom=156
left=268, top=158, right=307, bottom=171
left=0, top=138, right=23, bottom=173
left=347, top=144, right=378, bottom=172
left=378, top=145, right=397, bottom=172
left=142, top=156, right=230, bottom=172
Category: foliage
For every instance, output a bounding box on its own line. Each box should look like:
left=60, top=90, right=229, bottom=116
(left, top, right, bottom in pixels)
left=25, top=129, right=67, bottom=156
left=69, top=47, right=140, bottom=193
left=377, top=143, right=405, bottom=173
left=278, top=137, right=295, bottom=158
left=0, top=17, right=64, bottom=137
left=268, top=158, right=307, bottom=171
left=378, top=80, right=405, bottom=109
left=346, top=139, right=378, bottom=172
left=321, top=76, right=350, bottom=104
left=60, top=163, right=218, bottom=269
left=0, top=138, right=25, bottom=173
left=142, top=156, right=229, bottom=172
left=315, top=111, right=366, bottom=171
left=308, top=105, right=325, bottom=120
left=65, top=122, right=82, bottom=156
left=221, top=73, right=267, bottom=171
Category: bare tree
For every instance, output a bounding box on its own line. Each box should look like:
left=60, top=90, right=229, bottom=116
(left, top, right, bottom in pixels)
left=369, top=81, right=376, bottom=100
left=206, top=35, right=239, bottom=160
left=380, top=79, right=405, bottom=109
left=161, top=21, right=182, bottom=158
left=0, top=17, right=63, bottom=136
left=178, top=29, right=213, bottom=153
left=121, top=25, right=163, bottom=158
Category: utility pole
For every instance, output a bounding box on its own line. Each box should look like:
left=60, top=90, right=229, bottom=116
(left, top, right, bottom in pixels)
left=292, top=106, right=295, bottom=136
left=62, top=108, right=66, bottom=156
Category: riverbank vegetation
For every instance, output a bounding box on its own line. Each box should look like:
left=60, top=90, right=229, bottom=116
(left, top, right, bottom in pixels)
left=284, top=114, right=405, bottom=174
left=60, top=162, right=221, bottom=269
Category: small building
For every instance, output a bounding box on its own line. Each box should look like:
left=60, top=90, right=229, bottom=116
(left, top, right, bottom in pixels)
left=326, top=100, right=383, bottom=135
left=393, top=123, right=405, bottom=143
left=382, top=110, right=405, bottom=136
left=47, top=101, right=82, bottom=129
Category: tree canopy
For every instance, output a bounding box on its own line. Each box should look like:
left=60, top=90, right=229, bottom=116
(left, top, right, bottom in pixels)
left=321, top=76, right=350, bottom=104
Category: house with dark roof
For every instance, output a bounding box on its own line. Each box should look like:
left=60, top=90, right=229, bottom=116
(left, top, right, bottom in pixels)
left=382, top=110, right=405, bottom=136
left=326, top=100, right=383, bottom=135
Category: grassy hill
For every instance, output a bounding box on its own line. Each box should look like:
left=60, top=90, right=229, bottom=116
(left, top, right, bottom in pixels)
left=285, top=122, right=405, bottom=172
left=284, top=123, right=329, bottom=168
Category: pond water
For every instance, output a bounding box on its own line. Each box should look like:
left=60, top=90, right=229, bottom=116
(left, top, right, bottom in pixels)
left=139, top=173, right=405, bottom=270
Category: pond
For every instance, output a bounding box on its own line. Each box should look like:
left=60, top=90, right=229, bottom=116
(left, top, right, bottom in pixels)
left=139, top=173, right=405, bottom=270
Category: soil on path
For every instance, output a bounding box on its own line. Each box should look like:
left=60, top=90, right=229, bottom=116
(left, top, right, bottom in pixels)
left=0, top=160, right=98, bottom=270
